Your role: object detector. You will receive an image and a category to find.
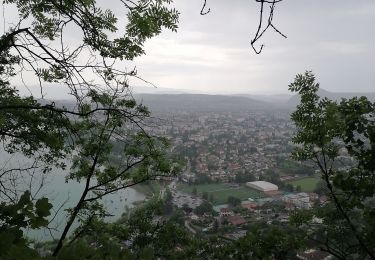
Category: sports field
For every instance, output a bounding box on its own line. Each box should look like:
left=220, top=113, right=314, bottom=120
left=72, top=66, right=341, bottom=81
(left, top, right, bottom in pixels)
left=287, top=177, right=320, bottom=192
left=177, top=183, right=263, bottom=205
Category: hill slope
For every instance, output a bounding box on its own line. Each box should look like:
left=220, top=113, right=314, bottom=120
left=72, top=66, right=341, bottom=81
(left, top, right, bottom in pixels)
left=135, top=94, right=274, bottom=113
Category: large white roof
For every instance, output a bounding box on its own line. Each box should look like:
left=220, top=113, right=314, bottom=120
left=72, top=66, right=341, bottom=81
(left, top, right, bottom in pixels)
left=246, top=181, right=278, bottom=192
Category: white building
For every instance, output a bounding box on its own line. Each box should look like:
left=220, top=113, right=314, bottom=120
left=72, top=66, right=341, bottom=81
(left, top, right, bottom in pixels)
left=246, top=181, right=278, bottom=192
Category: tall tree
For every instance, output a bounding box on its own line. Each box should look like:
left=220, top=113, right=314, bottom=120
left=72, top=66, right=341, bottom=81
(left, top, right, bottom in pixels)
left=289, top=71, right=375, bottom=259
left=0, top=0, right=180, bottom=257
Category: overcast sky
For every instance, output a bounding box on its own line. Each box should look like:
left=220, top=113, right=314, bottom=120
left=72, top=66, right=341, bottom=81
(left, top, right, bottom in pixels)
left=5, top=0, right=375, bottom=97
left=130, top=0, right=375, bottom=95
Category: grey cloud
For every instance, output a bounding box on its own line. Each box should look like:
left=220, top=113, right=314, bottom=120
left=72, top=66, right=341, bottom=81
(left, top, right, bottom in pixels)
left=4, top=0, right=375, bottom=96
left=134, top=0, right=375, bottom=94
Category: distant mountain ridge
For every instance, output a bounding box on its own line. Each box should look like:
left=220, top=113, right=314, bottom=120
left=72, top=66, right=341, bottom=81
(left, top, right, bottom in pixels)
left=287, top=89, right=375, bottom=107
left=233, top=93, right=292, bottom=104
left=38, top=90, right=375, bottom=114
left=134, top=93, right=275, bottom=113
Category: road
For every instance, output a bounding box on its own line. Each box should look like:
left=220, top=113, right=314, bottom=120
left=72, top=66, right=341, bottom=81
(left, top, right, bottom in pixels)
left=184, top=220, right=196, bottom=234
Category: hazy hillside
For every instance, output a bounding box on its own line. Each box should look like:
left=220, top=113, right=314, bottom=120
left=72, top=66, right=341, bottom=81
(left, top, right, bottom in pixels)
left=233, top=93, right=293, bottom=104
left=135, top=94, right=274, bottom=113
left=39, top=94, right=277, bottom=113
left=41, top=90, right=375, bottom=114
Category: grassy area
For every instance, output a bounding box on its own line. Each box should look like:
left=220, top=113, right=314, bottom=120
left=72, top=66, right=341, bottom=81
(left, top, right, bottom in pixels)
left=287, top=177, right=320, bottom=192
left=177, top=183, right=263, bottom=205
left=178, top=183, right=228, bottom=194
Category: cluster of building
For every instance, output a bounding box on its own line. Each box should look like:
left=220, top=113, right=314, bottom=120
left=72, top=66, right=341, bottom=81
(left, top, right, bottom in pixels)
left=171, top=180, right=321, bottom=239
left=157, top=111, right=295, bottom=182
left=141, top=107, right=352, bottom=259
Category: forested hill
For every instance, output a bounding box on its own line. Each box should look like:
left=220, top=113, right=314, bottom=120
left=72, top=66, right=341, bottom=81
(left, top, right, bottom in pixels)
left=40, top=90, right=375, bottom=113
left=37, top=94, right=275, bottom=113
left=134, top=94, right=274, bottom=113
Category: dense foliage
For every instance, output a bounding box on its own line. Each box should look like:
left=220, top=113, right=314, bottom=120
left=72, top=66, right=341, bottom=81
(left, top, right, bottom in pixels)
left=0, top=0, right=180, bottom=257
left=289, top=71, right=375, bottom=259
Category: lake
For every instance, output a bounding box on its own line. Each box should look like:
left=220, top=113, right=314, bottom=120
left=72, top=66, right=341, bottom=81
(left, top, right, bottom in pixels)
left=0, top=151, right=146, bottom=241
